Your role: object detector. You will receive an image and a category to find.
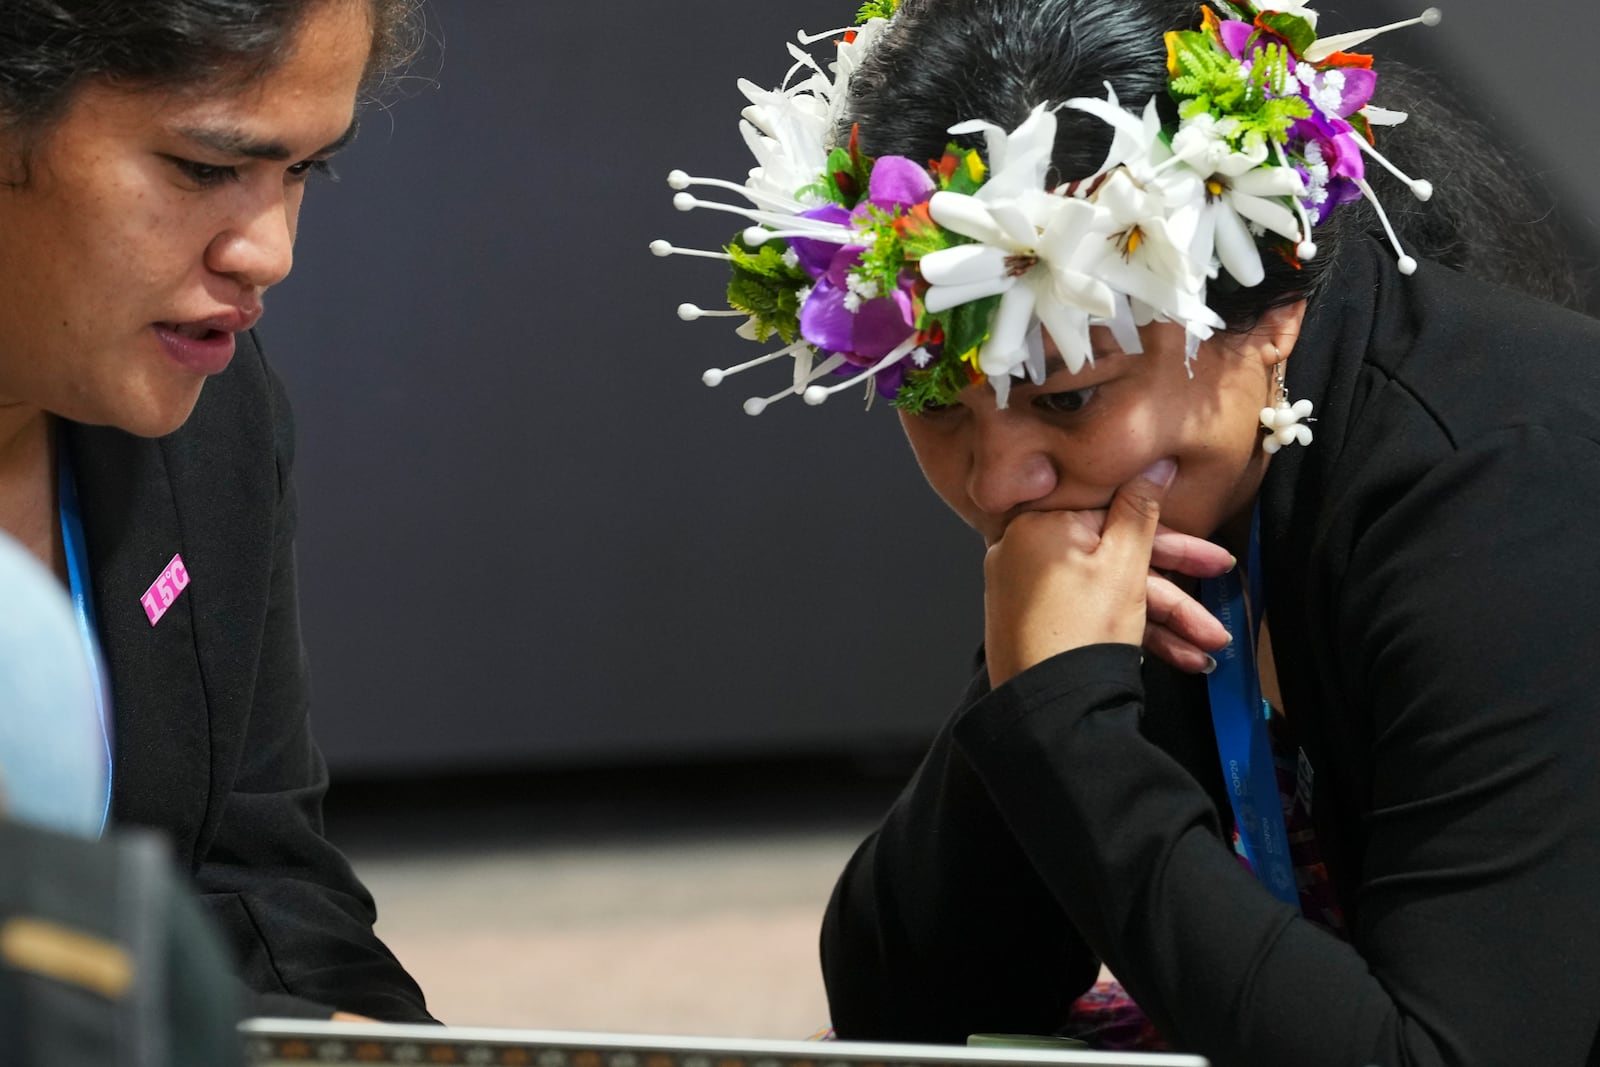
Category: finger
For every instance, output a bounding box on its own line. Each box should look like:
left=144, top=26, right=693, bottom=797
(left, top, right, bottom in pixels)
left=1099, top=458, right=1176, bottom=569
left=1143, top=621, right=1219, bottom=675
left=1146, top=572, right=1230, bottom=650
left=1150, top=527, right=1236, bottom=578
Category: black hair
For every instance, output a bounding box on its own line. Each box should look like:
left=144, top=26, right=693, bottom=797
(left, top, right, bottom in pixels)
left=841, top=0, right=1580, bottom=319
left=0, top=0, right=423, bottom=133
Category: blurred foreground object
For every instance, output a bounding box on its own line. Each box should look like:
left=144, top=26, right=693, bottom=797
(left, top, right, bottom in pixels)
left=0, top=530, right=107, bottom=837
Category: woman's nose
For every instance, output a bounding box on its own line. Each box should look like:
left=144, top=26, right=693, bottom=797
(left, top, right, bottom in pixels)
left=206, top=196, right=296, bottom=291
left=965, top=409, right=1059, bottom=517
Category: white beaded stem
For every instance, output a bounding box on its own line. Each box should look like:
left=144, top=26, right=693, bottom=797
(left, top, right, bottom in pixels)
left=649, top=240, right=732, bottom=261
left=702, top=341, right=811, bottom=387
left=1354, top=176, right=1418, bottom=274
left=667, top=169, right=803, bottom=213
left=802, top=337, right=921, bottom=406
left=678, top=303, right=746, bottom=321
left=1271, top=141, right=1318, bottom=261
left=672, top=192, right=845, bottom=234
left=1352, top=137, right=1433, bottom=200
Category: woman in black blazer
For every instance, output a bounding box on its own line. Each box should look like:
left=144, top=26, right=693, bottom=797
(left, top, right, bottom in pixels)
left=665, top=0, right=1600, bottom=1061
left=0, top=0, right=429, bottom=1022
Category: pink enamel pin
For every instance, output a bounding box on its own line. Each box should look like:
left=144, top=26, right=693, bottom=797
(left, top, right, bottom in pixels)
left=140, top=554, right=190, bottom=626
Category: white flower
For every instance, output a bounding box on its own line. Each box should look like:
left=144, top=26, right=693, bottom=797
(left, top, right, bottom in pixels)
left=1177, top=131, right=1304, bottom=288
left=820, top=18, right=889, bottom=133
left=917, top=106, right=1118, bottom=395
left=737, top=80, right=830, bottom=208
left=1169, top=113, right=1267, bottom=180
left=1300, top=140, right=1331, bottom=209
left=1308, top=68, right=1346, bottom=117
left=923, top=195, right=1115, bottom=391
left=1067, top=85, right=1169, bottom=185
left=1091, top=170, right=1221, bottom=339
left=733, top=19, right=891, bottom=211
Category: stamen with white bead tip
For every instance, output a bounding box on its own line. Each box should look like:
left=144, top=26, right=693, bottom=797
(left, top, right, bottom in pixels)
left=795, top=25, right=856, bottom=46
left=650, top=239, right=733, bottom=262
left=740, top=225, right=856, bottom=247
left=1351, top=138, right=1434, bottom=202
left=743, top=353, right=848, bottom=415
left=677, top=303, right=747, bottom=322
left=1303, top=7, right=1441, bottom=63
left=1354, top=176, right=1418, bottom=275
left=802, top=337, right=922, bottom=407
left=671, top=191, right=844, bottom=235
left=667, top=169, right=806, bottom=214
left=702, top=340, right=814, bottom=388
left=1270, top=141, right=1318, bottom=261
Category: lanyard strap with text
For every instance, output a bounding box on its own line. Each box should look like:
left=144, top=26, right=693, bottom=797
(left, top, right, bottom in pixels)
left=1198, top=509, right=1297, bottom=906
left=58, top=443, right=115, bottom=837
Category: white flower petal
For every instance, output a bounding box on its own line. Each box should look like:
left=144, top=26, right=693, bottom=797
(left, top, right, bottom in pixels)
left=987, top=201, right=1039, bottom=249
left=978, top=285, right=1037, bottom=377
left=928, top=191, right=1018, bottom=249
left=1024, top=322, right=1047, bottom=384
left=1362, top=104, right=1409, bottom=127
left=920, top=244, right=1010, bottom=287
left=1211, top=203, right=1265, bottom=288
left=1099, top=293, right=1144, bottom=355
left=1228, top=191, right=1300, bottom=243
left=923, top=276, right=1017, bottom=314
left=1033, top=292, right=1094, bottom=374
left=989, top=367, right=1013, bottom=409
left=1230, top=167, right=1304, bottom=198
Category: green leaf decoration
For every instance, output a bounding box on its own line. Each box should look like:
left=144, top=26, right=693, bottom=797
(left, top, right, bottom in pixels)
left=936, top=292, right=1002, bottom=370
left=1254, top=12, right=1316, bottom=58
left=1346, top=110, right=1373, bottom=145
left=892, top=356, right=973, bottom=413
left=725, top=239, right=809, bottom=344
left=855, top=0, right=899, bottom=22
left=1168, top=28, right=1250, bottom=112
left=1168, top=29, right=1307, bottom=150
left=1212, top=0, right=1254, bottom=20
left=854, top=206, right=909, bottom=299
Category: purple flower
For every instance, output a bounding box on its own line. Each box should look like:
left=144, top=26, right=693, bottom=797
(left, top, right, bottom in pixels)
left=788, top=204, right=851, bottom=279
left=792, top=154, right=933, bottom=370
left=853, top=155, right=936, bottom=219
left=1218, top=18, right=1265, bottom=61
left=1291, top=112, right=1366, bottom=224
left=799, top=248, right=916, bottom=365
left=786, top=156, right=935, bottom=280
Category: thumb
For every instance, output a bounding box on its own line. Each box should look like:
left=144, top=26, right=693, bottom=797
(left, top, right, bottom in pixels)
left=1102, top=457, right=1176, bottom=565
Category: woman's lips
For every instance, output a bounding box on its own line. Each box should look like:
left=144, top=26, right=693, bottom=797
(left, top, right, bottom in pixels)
left=153, top=322, right=238, bottom=376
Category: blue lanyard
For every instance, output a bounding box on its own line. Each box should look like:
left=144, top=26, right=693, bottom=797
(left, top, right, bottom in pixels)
left=1198, top=509, right=1297, bottom=906
left=57, top=443, right=114, bottom=837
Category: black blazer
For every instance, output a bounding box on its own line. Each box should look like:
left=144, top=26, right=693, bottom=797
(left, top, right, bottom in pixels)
left=822, top=239, right=1600, bottom=1064
left=63, top=332, right=430, bottom=1022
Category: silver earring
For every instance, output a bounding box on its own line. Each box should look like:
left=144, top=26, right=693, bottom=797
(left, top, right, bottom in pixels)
left=1259, top=359, right=1313, bottom=454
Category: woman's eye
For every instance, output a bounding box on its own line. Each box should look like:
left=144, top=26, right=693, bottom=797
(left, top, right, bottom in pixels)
left=170, top=158, right=239, bottom=188
left=287, top=159, right=337, bottom=183
left=1033, top=385, right=1098, bottom=414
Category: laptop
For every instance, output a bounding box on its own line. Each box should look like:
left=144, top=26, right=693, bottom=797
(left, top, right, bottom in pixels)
left=240, top=1020, right=1207, bottom=1067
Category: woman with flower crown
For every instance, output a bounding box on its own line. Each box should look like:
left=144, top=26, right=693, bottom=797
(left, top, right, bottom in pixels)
left=662, top=0, right=1600, bottom=1061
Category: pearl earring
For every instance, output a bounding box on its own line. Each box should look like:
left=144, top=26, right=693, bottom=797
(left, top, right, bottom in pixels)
left=1259, top=358, right=1313, bottom=454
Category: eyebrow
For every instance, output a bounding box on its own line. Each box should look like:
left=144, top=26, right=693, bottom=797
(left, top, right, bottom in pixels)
left=174, top=117, right=360, bottom=161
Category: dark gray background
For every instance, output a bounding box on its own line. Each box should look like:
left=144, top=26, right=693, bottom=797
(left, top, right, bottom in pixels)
left=264, top=0, right=1599, bottom=775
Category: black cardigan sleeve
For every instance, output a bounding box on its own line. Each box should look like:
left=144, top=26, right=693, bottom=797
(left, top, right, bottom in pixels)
left=822, top=659, right=1103, bottom=1043
left=185, top=353, right=432, bottom=1023
left=823, top=431, right=1600, bottom=1064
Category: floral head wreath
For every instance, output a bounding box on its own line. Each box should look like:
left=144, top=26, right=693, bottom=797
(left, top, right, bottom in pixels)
left=655, top=0, right=1442, bottom=414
